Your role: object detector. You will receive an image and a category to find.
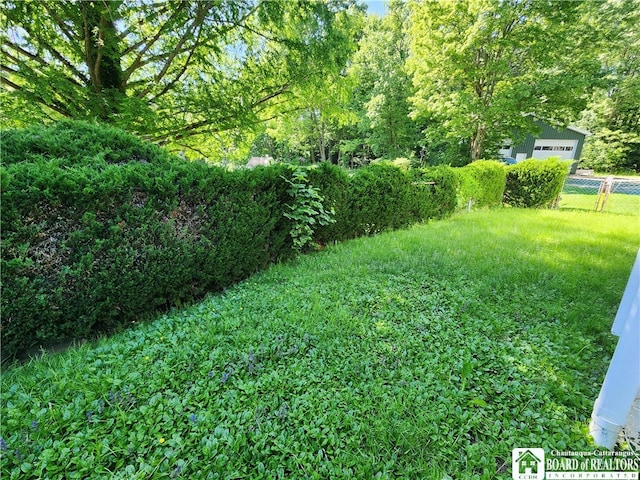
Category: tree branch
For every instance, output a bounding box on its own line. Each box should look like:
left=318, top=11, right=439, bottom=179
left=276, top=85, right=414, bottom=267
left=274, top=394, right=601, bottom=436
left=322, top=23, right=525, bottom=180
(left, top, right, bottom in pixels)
left=41, top=2, right=79, bottom=45
left=129, top=3, right=259, bottom=99
left=172, top=142, right=210, bottom=158
left=2, top=49, right=82, bottom=93
left=119, top=4, right=170, bottom=44
left=1, top=73, right=72, bottom=117
left=148, top=83, right=291, bottom=143
left=136, top=4, right=216, bottom=99
left=3, top=41, right=48, bottom=69
left=80, top=3, right=98, bottom=93
left=4, top=36, right=87, bottom=87
left=0, top=71, right=21, bottom=89
left=122, top=3, right=187, bottom=81
left=146, top=23, right=204, bottom=102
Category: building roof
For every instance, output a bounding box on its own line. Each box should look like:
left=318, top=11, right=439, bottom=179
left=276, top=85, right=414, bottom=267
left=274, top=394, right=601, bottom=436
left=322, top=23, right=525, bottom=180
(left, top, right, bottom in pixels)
left=522, top=113, right=591, bottom=136
left=566, top=125, right=591, bottom=136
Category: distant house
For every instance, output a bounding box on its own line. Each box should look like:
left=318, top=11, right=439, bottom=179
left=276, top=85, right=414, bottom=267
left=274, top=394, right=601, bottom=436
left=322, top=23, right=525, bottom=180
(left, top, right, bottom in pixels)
left=246, top=156, right=272, bottom=168
left=500, top=119, right=590, bottom=163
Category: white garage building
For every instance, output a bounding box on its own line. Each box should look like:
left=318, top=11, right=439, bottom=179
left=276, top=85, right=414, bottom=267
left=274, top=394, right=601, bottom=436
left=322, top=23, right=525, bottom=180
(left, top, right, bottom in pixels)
left=501, top=119, right=590, bottom=163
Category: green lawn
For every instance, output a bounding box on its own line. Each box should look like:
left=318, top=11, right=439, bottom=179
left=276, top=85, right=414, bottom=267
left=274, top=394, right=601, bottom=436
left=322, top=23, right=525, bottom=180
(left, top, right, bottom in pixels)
left=559, top=193, right=640, bottom=215
left=2, top=209, right=639, bottom=479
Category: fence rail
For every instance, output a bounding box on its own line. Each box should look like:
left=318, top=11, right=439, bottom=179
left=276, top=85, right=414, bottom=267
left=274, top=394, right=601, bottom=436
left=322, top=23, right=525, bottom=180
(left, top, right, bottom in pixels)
left=558, top=175, right=640, bottom=215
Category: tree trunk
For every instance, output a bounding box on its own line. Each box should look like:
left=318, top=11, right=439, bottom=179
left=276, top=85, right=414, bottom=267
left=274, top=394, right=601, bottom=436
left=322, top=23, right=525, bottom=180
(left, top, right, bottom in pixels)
left=470, top=123, right=486, bottom=161
left=81, top=1, right=125, bottom=120
left=319, top=119, right=327, bottom=163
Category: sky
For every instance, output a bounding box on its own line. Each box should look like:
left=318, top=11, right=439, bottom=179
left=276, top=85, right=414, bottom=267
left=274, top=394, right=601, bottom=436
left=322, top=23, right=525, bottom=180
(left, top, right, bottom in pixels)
left=365, top=0, right=388, bottom=17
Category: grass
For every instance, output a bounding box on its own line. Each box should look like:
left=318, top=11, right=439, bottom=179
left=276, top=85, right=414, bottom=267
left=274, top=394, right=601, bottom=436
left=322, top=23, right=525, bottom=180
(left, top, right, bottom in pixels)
left=1, top=209, right=639, bottom=479
left=559, top=193, right=640, bottom=216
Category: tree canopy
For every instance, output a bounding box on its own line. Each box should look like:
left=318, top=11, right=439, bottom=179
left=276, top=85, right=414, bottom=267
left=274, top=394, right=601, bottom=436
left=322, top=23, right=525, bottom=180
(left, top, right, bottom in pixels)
left=577, top=0, right=640, bottom=171
left=407, top=0, right=601, bottom=161
left=2, top=0, right=638, bottom=170
left=1, top=0, right=361, bottom=155
left=345, top=0, right=421, bottom=161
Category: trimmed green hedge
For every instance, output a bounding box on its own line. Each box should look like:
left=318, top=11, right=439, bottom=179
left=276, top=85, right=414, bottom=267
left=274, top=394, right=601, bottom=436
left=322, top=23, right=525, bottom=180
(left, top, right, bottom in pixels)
left=1, top=122, right=457, bottom=361
left=348, top=163, right=416, bottom=236
left=307, top=162, right=353, bottom=243
left=1, top=159, right=295, bottom=360
left=1, top=119, right=173, bottom=167
left=503, top=158, right=568, bottom=208
left=410, top=165, right=459, bottom=220
left=456, top=160, right=506, bottom=209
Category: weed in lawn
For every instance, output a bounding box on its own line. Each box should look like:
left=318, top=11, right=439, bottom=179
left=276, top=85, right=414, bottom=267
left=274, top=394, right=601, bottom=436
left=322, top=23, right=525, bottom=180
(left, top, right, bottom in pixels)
left=1, top=209, right=638, bottom=479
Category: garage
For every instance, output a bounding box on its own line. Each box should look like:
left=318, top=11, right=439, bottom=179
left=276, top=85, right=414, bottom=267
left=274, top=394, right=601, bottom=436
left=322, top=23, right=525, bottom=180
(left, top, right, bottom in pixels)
left=504, top=119, right=589, bottom=163
left=532, top=139, right=579, bottom=160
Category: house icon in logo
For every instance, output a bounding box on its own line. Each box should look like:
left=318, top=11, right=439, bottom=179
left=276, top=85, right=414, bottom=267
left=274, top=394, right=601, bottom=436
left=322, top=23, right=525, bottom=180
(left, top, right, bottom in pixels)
left=516, top=450, right=541, bottom=474
left=512, top=448, right=545, bottom=480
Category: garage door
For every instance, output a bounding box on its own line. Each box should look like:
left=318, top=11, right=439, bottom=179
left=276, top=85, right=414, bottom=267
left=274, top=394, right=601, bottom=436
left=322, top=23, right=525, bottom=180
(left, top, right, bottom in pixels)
left=532, top=139, right=578, bottom=160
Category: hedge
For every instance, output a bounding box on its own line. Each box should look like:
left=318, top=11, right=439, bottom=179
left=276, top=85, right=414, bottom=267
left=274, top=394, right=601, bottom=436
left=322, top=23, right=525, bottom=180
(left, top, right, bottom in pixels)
left=456, top=160, right=506, bottom=209
left=1, top=119, right=174, bottom=168
left=1, top=160, right=295, bottom=361
left=503, top=158, right=569, bottom=208
left=410, top=165, right=459, bottom=220
left=1, top=122, right=457, bottom=361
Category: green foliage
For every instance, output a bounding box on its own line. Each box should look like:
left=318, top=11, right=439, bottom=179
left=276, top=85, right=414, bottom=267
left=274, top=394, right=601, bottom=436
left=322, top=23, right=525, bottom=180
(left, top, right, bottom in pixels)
left=576, top=0, right=640, bottom=173
left=1, top=209, right=637, bottom=478
left=1, top=122, right=456, bottom=360
left=407, top=0, right=600, bottom=161
left=345, top=163, right=457, bottom=237
left=455, top=168, right=482, bottom=209
left=579, top=128, right=640, bottom=173
left=283, top=166, right=335, bottom=251
left=341, top=4, right=422, bottom=161
left=348, top=163, right=414, bottom=235
left=1, top=120, right=173, bottom=167
left=1, top=0, right=360, bottom=153
left=392, top=157, right=412, bottom=170
left=410, top=165, right=459, bottom=220
left=1, top=122, right=293, bottom=360
left=456, top=160, right=507, bottom=209
left=503, top=158, right=569, bottom=208
left=306, top=162, right=353, bottom=243
left=310, top=162, right=458, bottom=242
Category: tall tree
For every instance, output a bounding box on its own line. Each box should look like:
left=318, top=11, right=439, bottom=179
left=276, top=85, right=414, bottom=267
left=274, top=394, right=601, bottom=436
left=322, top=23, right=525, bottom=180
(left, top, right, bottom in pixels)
left=406, top=0, right=601, bottom=162
left=0, top=0, right=360, bottom=155
left=578, top=0, right=640, bottom=171
left=253, top=70, right=358, bottom=164
left=345, top=0, right=421, bottom=160
left=248, top=6, right=365, bottom=164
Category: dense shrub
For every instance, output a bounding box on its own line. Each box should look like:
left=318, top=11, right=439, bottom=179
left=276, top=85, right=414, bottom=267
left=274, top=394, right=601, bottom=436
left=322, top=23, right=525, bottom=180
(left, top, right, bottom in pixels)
left=1, top=122, right=458, bottom=361
left=282, top=165, right=336, bottom=251
left=309, top=162, right=457, bottom=242
left=410, top=165, right=459, bottom=220
left=503, top=158, right=569, bottom=208
left=1, top=119, right=172, bottom=167
left=1, top=160, right=296, bottom=358
left=307, top=162, right=353, bottom=243
left=1, top=124, right=293, bottom=360
left=456, top=160, right=506, bottom=209
left=579, top=128, right=640, bottom=173
left=347, top=163, right=416, bottom=236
